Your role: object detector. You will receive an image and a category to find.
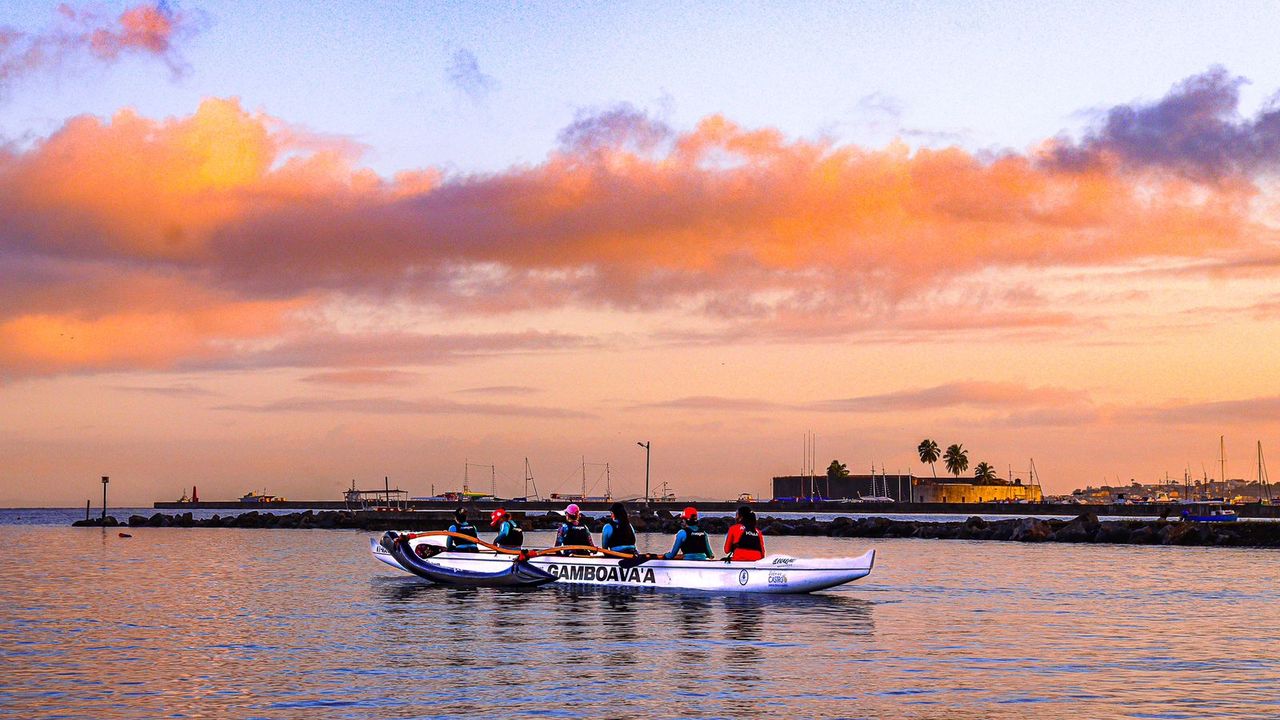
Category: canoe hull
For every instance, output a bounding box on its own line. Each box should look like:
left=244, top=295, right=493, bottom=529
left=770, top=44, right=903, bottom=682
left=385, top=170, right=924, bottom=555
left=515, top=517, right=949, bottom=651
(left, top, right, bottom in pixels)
left=379, top=534, right=557, bottom=587
left=370, top=535, right=874, bottom=594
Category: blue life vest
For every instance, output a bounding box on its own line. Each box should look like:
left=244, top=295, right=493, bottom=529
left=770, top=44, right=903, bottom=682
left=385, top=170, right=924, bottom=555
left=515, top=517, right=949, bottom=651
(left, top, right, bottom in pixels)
left=449, top=521, right=479, bottom=551
left=496, top=520, right=523, bottom=547
left=561, top=522, right=592, bottom=547
left=604, top=518, right=636, bottom=549
left=679, top=526, right=712, bottom=557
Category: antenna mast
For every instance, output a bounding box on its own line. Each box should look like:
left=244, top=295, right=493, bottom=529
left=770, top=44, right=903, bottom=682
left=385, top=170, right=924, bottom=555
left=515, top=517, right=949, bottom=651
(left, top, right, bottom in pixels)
left=524, top=457, right=541, bottom=501
left=1221, top=435, right=1226, bottom=500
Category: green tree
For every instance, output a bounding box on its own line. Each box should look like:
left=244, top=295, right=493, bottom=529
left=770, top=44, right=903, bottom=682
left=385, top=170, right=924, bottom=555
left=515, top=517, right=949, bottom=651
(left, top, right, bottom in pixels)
left=917, top=439, right=940, bottom=478
left=973, top=461, right=997, bottom=484
left=826, top=460, right=850, bottom=482
left=944, top=443, right=969, bottom=478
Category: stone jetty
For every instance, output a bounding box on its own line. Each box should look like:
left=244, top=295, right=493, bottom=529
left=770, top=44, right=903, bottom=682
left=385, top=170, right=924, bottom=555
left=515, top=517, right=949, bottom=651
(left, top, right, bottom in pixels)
left=72, top=510, right=1280, bottom=548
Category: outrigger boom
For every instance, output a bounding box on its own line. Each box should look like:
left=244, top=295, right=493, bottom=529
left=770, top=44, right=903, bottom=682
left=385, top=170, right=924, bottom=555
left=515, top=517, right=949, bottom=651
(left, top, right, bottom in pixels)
left=372, top=531, right=875, bottom=594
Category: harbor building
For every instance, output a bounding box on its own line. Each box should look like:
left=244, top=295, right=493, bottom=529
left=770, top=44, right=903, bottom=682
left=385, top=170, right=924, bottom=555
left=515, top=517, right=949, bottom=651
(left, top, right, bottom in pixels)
left=772, top=474, right=917, bottom=502
left=913, top=481, right=1043, bottom=503
left=772, top=474, right=1043, bottom=503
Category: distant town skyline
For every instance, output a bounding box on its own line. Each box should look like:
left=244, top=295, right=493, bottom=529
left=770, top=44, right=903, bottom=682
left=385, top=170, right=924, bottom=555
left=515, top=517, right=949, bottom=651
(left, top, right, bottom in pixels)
left=4, top=2, right=1280, bottom=506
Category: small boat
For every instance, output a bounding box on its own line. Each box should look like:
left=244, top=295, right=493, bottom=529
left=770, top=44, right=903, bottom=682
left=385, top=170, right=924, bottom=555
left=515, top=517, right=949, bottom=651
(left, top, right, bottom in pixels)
left=240, top=490, right=285, bottom=504
left=1179, top=501, right=1238, bottom=522
left=371, top=532, right=875, bottom=594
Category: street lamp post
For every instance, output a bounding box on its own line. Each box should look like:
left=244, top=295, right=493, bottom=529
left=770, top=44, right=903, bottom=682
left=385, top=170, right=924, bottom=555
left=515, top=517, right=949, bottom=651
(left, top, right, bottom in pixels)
left=101, top=476, right=109, bottom=523
left=636, top=441, right=650, bottom=503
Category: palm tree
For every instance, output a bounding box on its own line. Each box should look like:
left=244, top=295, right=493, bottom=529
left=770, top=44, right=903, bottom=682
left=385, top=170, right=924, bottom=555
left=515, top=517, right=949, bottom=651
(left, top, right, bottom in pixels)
left=943, top=443, right=969, bottom=478
left=973, top=462, right=996, bottom=484
left=917, top=439, right=940, bottom=478
left=826, top=460, right=850, bottom=482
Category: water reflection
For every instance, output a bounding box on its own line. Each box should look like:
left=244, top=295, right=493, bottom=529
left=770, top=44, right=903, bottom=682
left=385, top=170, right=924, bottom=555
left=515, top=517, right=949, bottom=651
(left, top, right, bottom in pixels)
left=7, top=528, right=1280, bottom=719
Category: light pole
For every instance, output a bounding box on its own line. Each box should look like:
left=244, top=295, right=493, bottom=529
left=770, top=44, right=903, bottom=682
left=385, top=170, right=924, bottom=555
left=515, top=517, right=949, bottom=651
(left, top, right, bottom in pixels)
left=101, top=476, right=109, bottom=523
left=636, top=441, right=650, bottom=503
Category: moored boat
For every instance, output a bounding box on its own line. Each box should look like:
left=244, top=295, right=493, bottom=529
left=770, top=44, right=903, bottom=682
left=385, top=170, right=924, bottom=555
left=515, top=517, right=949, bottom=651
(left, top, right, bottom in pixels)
left=371, top=531, right=875, bottom=594
left=1179, top=501, right=1238, bottom=522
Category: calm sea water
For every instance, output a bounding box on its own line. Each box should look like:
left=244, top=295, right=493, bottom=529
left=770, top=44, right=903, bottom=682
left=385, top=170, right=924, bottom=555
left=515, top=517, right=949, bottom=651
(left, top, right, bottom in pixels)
left=3, top=512, right=1279, bottom=719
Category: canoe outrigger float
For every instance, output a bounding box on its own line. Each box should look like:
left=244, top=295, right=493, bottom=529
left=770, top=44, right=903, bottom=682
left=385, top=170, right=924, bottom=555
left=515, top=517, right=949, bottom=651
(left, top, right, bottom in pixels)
left=371, top=531, right=876, bottom=594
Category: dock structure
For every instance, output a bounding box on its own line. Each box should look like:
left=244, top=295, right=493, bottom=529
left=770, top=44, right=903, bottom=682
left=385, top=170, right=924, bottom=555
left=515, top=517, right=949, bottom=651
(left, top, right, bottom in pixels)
left=343, top=478, right=409, bottom=511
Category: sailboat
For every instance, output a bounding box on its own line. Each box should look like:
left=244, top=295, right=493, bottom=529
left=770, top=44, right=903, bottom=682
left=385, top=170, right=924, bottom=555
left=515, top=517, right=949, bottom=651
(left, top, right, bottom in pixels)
left=1180, top=436, right=1238, bottom=522
left=1257, top=441, right=1273, bottom=505
left=859, top=464, right=896, bottom=503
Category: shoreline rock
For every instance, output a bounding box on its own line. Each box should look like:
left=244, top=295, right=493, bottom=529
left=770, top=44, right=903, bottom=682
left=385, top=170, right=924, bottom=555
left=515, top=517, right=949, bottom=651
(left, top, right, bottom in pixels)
left=71, top=510, right=1280, bottom=548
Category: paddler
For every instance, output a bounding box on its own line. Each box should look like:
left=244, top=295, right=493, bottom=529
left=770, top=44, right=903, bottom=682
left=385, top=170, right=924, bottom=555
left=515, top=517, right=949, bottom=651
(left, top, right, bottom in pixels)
left=600, top=502, right=638, bottom=554
left=724, top=506, right=765, bottom=562
left=446, top=507, right=480, bottom=552
left=490, top=508, right=523, bottom=549
left=554, top=503, right=595, bottom=554
left=663, top=506, right=714, bottom=560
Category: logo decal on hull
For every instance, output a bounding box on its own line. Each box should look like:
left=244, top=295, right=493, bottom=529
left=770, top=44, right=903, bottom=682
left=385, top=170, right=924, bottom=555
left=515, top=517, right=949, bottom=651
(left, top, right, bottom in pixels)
left=738, top=570, right=749, bottom=586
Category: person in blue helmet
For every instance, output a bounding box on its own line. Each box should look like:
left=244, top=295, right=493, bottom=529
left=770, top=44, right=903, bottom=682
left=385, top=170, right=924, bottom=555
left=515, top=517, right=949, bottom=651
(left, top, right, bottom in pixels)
left=663, top=506, right=714, bottom=560
left=446, top=507, right=479, bottom=552
left=600, top=502, right=638, bottom=554
left=490, top=508, right=524, bottom=549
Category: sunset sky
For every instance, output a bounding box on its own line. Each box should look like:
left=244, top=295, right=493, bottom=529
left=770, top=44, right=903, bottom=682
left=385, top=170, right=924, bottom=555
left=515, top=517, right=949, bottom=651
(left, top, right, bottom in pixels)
left=4, top=1, right=1280, bottom=506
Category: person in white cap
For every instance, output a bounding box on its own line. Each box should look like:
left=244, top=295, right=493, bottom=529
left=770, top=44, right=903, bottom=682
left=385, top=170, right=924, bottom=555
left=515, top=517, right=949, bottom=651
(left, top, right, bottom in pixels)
left=554, top=503, right=595, bottom=554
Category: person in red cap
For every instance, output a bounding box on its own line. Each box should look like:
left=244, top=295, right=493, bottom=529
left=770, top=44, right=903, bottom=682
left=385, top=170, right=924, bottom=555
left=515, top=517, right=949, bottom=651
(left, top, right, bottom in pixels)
left=490, top=508, right=523, bottom=549
left=663, top=506, right=714, bottom=560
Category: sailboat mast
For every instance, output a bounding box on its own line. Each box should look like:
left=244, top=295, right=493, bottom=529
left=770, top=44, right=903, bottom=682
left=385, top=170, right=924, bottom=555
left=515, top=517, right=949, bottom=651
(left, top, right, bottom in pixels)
left=1220, top=435, right=1227, bottom=500
left=1259, top=441, right=1270, bottom=503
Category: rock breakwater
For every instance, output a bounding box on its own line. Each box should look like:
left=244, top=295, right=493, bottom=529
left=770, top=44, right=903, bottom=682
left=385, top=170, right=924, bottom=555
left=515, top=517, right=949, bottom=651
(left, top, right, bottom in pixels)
left=72, top=511, right=1280, bottom=548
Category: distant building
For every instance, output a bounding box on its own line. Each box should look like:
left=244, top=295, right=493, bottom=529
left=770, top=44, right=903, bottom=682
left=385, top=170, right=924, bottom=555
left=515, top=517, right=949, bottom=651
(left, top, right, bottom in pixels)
left=772, top=474, right=1043, bottom=503
left=772, top=474, right=917, bottom=502
left=915, top=482, right=1043, bottom=504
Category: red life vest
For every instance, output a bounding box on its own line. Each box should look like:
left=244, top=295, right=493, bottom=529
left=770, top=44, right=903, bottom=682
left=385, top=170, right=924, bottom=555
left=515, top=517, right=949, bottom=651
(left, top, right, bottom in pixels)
left=726, top=524, right=765, bottom=561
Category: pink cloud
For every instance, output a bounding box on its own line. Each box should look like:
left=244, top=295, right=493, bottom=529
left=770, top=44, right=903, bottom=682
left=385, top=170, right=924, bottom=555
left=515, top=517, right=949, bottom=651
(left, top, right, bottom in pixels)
left=0, top=2, right=200, bottom=87
left=1118, top=396, right=1280, bottom=426
left=299, top=369, right=419, bottom=386
left=807, top=382, right=1091, bottom=413
left=1, top=83, right=1277, bottom=378
left=218, top=396, right=593, bottom=419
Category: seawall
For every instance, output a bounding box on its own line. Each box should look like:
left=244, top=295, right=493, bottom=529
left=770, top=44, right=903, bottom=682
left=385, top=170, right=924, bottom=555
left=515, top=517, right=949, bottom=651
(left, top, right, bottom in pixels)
left=75, top=510, right=1280, bottom=548
left=153, top=499, right=1280, bottom=519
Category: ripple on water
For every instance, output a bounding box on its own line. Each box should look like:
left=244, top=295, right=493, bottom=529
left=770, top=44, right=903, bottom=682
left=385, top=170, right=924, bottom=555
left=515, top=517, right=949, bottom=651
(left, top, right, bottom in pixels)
left=2, top=528, right=1280, bottom=719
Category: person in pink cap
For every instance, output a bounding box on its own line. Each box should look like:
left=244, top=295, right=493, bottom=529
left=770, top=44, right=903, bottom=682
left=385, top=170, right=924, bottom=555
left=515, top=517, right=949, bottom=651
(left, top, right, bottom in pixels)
left=554, top=503, right=595, bottom=554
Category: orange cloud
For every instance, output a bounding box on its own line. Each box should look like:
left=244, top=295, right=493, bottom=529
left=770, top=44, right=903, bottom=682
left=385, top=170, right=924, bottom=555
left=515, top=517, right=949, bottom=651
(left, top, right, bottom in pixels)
left=1, top=91, right=1276, bottom=378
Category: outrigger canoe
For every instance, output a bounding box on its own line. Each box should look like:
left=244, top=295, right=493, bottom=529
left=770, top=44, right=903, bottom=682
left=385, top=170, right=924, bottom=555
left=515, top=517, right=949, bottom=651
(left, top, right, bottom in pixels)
left=371, top=531, right=875, bottom=594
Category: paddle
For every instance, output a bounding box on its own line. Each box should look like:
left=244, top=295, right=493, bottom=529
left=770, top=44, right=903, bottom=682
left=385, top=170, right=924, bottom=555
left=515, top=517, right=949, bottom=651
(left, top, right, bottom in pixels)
left=618, top=553, right=660, bottom=569
left=522, top=544, right=635, bottom=560
left=397, top=530, right=522, bottom=556
left=394, top=533, right=635, bottom=561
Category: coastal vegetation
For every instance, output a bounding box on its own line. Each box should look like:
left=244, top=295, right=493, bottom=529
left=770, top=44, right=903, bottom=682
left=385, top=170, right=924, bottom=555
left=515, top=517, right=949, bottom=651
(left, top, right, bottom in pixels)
left=826, top=460, right=850, bottom=483
left=973, top=462, right=997, bottom=484
left=943, top=443, right=969, bottom=478
left=917, top=439, right=940, bottom=477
